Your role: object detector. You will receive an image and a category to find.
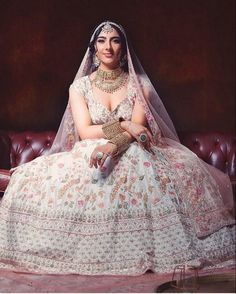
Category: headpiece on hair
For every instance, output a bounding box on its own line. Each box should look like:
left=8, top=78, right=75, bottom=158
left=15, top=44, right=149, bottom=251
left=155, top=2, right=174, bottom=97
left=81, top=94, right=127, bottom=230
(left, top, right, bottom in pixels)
left=90, top=21, right=126, bottom=42
left=101, top=21, right=114, bottom=34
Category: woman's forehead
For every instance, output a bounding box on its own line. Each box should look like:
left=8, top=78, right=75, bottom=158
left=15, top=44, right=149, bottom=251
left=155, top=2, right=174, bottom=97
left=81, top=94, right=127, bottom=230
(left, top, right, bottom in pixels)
left=97, top=29, right=120, bottom=38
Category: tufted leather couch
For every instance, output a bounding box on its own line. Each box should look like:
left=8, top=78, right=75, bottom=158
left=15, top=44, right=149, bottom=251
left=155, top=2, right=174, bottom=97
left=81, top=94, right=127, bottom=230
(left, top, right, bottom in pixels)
left=0, top=130, right=235, bottom=197
left=0, top=131, right=55, bottom=196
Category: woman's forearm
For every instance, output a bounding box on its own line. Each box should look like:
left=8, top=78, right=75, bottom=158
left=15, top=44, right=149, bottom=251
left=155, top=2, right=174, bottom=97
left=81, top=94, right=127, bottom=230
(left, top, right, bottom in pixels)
left=79, top=124, right=105, bottom=140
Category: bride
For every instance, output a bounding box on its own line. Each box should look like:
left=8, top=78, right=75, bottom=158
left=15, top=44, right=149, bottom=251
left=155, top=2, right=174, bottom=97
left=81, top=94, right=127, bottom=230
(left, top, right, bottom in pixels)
left=0, top=21, right=235, bottom=275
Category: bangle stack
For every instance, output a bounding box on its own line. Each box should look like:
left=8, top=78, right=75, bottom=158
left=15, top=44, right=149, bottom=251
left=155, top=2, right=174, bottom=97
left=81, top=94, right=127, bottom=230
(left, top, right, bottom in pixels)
left=102, top=118, right=131, bottom=156
left=102, top=119, right=124, bottom=140
left=108, top=133, right=130, bottom=156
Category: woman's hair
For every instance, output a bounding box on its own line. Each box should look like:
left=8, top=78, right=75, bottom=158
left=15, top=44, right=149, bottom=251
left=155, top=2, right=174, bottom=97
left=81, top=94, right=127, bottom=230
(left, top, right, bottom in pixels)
left=89, top=23, right=128, bottom=71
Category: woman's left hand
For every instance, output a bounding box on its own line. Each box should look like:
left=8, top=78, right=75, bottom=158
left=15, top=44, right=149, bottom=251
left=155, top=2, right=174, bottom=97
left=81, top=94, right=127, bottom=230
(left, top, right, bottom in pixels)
left=121, top=121, right=155, bottom=153
left=89, top=143, right=118, bottom=168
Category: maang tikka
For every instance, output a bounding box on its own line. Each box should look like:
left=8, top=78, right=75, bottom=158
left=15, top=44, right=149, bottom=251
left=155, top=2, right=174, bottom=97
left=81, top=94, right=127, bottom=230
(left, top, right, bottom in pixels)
left=101, top=22, right=114, bottom=34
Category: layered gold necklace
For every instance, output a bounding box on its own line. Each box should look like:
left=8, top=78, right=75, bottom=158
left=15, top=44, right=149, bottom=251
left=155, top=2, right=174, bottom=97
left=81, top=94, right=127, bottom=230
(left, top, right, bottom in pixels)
left=93, top=67, right=128, bottom=93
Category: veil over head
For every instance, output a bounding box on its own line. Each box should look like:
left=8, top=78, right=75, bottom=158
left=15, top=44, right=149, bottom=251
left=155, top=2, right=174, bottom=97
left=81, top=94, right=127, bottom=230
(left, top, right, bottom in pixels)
left=49, top=21, right=234, bottom=213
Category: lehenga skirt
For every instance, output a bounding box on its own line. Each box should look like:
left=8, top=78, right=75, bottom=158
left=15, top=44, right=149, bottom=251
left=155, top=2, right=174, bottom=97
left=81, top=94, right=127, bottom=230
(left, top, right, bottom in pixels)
left=0, top=139, right=235, bottom=274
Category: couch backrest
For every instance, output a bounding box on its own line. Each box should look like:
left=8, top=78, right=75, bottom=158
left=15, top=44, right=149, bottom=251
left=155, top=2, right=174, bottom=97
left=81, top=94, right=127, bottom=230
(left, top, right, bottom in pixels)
left=9, top=131, right=56, bottom=168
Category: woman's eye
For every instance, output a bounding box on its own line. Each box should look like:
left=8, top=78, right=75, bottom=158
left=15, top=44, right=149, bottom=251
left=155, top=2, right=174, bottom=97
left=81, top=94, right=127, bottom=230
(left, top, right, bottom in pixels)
left=97, top=39, right=105, bottom=43
left=113, top=39, right=121, bottom=43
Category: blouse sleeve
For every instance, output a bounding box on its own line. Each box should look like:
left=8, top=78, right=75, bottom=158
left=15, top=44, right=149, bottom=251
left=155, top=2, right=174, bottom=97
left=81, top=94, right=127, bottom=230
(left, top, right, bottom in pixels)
left=69, top=77, right=86, bottom=97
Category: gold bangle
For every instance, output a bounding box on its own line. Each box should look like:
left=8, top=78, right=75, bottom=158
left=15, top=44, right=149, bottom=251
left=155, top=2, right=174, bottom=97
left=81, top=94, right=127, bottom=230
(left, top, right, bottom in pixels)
left=108, top=133, right=130, bottom=156
left=102, top=119, right=124, bottom=139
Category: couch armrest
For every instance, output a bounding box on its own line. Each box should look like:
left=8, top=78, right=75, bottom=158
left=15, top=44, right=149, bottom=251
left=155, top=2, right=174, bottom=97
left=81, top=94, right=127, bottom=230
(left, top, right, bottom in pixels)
left=0, top=131, right=11, bottom=169
left=179, top=132, right=236, bottom=179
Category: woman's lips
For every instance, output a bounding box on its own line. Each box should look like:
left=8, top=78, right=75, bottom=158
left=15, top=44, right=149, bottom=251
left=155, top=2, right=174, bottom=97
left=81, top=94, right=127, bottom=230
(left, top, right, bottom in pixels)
left=104, top=54, right=113, bottom=57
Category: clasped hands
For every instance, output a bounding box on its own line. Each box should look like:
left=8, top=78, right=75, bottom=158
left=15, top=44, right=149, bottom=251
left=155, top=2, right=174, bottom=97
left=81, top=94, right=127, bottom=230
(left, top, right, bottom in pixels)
left=89, top=121, right=156, bottom=168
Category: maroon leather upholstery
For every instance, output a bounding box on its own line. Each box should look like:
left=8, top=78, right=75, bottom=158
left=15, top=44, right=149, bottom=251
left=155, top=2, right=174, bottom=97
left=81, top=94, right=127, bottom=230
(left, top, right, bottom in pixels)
left=8, top=131, right=55, bottom=168
left=0, top=131, right=55, bottom=196
left=0, top=131, right=11, bottom=170
left=0, top=131, right=235, bottom=196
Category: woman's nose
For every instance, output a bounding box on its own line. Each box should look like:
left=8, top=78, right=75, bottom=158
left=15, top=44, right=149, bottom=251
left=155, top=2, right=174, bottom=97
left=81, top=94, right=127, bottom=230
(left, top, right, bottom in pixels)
left=105, top=41, right=112, bottom=50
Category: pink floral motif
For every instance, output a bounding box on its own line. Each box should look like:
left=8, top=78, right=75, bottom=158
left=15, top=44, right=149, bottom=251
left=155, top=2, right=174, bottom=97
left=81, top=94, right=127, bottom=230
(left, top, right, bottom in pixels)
left=77, top=200, right=84, bottom=207
left=174, top=163, right=185, bottom=169
left=119, top=194, right=126, bottom=202
left=131, top=159, right=138, bottom=165
left=58, top=163, right=64, bottom=168
left=98, top=202, right=104, bottom=208
left=196, top=186, right=204, bottom=195
left=152, top=197, right=160, bottom=204
left=146, top=113, right=152, bottom=120
left=143, top=162, right=151, bottom=167
left=130, top=176, right=137, bottom=183
left=131, top=198, right=137, bottom=205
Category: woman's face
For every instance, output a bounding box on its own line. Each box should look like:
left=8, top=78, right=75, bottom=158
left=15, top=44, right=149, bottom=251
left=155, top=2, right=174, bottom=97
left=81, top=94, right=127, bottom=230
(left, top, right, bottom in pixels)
left=95, top=27, right=122, bottom=69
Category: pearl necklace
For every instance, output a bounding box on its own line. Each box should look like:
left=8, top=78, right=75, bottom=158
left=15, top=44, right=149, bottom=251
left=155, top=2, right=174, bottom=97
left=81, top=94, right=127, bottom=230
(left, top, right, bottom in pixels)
left=93, top=67, right=128, bottom=93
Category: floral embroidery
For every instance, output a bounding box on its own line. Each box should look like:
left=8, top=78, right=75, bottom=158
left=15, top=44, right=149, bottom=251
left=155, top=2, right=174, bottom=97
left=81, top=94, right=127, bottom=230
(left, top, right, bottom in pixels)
left=143, top=162, right=151, bottom=167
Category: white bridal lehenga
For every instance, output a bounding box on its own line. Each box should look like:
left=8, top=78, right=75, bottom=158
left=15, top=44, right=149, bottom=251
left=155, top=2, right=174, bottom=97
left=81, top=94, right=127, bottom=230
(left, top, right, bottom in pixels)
left=0, top=76, right=235, bottom=275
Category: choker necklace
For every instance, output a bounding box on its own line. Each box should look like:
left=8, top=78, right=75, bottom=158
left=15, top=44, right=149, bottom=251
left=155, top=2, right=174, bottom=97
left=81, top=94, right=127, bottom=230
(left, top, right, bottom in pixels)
left=93, top=67, right=128, bottom=93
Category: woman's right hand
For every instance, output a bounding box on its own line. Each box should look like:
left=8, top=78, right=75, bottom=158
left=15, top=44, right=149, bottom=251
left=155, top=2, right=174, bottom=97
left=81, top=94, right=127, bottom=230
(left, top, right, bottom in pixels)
left=89, top=143, right=118, bottom=169
left=121, top=121, right=155, bottom=153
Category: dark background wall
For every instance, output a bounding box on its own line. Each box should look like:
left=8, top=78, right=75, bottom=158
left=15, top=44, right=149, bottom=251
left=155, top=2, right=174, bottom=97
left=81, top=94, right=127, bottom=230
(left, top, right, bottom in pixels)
left=0, top=0, right=235, bottom=133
